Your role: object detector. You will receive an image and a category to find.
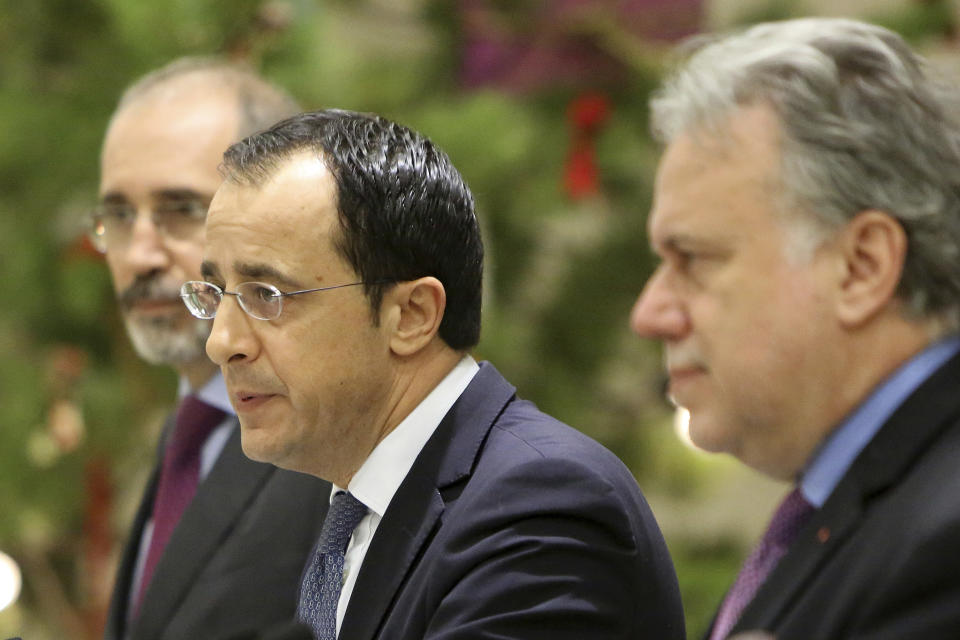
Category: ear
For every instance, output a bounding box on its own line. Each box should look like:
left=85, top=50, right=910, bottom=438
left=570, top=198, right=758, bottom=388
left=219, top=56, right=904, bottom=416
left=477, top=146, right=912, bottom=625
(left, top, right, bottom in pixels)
left=385, top=277, right=447, bottom=356
left=834, top=210, right=907, bottom=327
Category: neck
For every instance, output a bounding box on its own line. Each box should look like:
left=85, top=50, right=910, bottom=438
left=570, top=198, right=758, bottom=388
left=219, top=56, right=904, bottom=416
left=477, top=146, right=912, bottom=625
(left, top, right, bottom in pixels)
left=835, top=313, right=933, bottom=420
left=773, top=311, right=934, bottom=480
left=333, top=344, right=465, bottom=488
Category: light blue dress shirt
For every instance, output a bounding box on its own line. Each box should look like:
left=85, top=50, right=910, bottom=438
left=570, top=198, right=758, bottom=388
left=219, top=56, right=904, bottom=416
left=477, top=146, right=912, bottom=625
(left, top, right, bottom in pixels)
left=800, top=335, right=960, bottom=507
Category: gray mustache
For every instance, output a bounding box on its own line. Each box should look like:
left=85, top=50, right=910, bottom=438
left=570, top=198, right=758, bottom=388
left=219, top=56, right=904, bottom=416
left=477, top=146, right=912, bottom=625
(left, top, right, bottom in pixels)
left=119, top=275, right=183, bottom=310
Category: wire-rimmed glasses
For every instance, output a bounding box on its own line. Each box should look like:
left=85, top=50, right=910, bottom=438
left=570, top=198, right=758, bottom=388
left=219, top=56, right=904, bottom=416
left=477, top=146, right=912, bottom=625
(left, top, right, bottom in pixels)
left=89, top=198, right=209, bottom=252
left=180, top=280, right=374, bottom=321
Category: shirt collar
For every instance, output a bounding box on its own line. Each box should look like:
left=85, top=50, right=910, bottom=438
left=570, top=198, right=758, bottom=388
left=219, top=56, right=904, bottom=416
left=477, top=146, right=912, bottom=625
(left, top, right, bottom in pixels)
left=177, top=371, right=235, bottom=415
left=800, top=334, right=960, bottom=507
left=335, top=355, right=480, bottom=514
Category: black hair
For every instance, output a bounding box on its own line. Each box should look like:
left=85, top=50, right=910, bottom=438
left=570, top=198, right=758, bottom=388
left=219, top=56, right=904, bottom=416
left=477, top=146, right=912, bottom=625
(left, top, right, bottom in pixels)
left=221, top=109, right=483, bottom=349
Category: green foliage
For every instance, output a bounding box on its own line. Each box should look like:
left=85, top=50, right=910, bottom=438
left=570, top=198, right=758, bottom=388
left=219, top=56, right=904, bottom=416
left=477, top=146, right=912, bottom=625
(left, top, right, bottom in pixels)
left=867, top=0, right=956, bottom=44
left=1, top=1, right=954, bottom=637
left=670, top=536, right=743, bottom=638
left=729, top=0, right=809, bottom=25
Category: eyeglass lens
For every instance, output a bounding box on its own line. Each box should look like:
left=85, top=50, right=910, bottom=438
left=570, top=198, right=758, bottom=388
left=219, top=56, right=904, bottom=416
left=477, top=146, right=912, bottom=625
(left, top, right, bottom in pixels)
left=235, top=282, right=283, bottom=319
left=92, top=198, right=208, bottom=249
left=181, top=282, right=282, bottom=321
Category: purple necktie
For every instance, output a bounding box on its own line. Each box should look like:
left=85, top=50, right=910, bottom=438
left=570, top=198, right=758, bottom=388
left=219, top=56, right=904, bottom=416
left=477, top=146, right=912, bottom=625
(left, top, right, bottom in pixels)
left=134, top=394, right=226, bottom=614
left=710, top=487, right=815, bottom=640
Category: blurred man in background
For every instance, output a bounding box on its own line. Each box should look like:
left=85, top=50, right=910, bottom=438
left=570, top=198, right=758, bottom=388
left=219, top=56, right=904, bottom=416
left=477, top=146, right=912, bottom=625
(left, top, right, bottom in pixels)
left=93, top=58, right=329, bottom=640
left=184, top=108, right=685, bottom=640
left=631, top=17, right=960, bottom=639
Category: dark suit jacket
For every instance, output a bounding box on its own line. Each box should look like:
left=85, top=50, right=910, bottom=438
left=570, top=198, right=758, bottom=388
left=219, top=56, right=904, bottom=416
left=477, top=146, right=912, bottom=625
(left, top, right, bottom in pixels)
left=104, top=416, right=330, bottom=640
left=722, top=349, right=960, bottom=639
left=338, top=362, right=685, bottom=640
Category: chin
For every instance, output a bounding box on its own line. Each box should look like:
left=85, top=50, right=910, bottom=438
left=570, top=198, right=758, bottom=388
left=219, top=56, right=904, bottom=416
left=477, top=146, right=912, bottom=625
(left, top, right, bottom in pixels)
left=238, top=427, right=275, bottom=464
left=239, top=427, right=305, bottom=473
left=686, top=415, right=733, bottom=455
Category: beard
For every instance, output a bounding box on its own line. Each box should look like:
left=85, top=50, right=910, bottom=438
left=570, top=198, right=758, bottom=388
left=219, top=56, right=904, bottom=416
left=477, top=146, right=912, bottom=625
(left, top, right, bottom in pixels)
left=124, top=312, right=211, bottom=365
left=119, top=274, right=212, bottom=366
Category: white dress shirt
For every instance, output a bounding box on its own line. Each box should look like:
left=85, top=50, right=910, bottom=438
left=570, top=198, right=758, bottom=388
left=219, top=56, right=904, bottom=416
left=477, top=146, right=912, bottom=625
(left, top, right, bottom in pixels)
left=332, top=355, right=480, bottom=634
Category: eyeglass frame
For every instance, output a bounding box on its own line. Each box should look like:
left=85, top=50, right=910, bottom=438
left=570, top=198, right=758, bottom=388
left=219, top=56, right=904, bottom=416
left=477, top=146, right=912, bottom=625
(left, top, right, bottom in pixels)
left=180, top=279, right=395, bottom=321
left=88, top=196, right=210, bottom=253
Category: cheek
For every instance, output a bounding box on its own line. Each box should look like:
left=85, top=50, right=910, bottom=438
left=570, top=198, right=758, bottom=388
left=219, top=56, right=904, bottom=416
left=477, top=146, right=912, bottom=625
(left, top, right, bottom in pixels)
left=270, top=326, right=352, bottom=411
left=717, top=289, right=824, bottom=406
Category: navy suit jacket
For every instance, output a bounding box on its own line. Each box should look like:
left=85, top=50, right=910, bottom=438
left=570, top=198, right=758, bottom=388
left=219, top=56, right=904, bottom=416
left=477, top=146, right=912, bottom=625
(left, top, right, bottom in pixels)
left=719, top=350, right=960, bottom=639
left=337, top=362, right=685, bottom=640
left=104, top=418, right=330, bottom=640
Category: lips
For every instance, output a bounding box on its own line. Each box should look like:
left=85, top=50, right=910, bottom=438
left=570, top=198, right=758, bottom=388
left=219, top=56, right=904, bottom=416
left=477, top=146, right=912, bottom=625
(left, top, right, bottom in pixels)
left=236, top=391, right=276, bottom=402
left=232, top=389, right=281, bottom=412
left=668, top=365, right=706, bottom=380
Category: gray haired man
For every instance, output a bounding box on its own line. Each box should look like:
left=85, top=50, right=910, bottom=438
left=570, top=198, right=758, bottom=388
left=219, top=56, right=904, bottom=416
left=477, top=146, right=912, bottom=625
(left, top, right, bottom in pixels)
left=95, top=59, right=329, bottom=640
left=631, top=18, right=960, bottom=639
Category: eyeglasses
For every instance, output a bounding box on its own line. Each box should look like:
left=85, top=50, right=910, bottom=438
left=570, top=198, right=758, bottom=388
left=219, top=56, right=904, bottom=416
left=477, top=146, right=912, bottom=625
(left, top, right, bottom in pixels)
left=89, top=198, right=209, bottom=252
left=180, top=280, right=373, bottom=321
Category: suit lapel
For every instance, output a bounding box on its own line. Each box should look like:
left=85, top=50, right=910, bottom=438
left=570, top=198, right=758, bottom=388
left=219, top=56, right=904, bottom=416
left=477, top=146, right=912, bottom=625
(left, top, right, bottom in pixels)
left=339, top=363, right=517, bottom=640
left=732, top=350, right=960, bottom=635
left=131, top=420, right=276, bottom=639
left=731, top=479, right=863, bottom=633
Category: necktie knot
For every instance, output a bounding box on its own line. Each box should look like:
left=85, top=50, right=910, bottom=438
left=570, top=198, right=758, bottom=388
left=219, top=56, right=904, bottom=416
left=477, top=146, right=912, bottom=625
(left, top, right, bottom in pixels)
left=317, top=491, right=369, bottom=554
left=169, top=394, right=228, bottom=463
left=298, top=491, right=368, bottom=640
left=763, top=487, right=815, bottom=548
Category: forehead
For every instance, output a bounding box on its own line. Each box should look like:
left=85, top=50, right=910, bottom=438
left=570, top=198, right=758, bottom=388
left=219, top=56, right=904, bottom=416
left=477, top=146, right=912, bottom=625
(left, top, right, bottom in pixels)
left=649, top=104, right=784, bottom=246
left=204, top=152, right=343, bottom=281
left=99, top=87, right=240, bottom=197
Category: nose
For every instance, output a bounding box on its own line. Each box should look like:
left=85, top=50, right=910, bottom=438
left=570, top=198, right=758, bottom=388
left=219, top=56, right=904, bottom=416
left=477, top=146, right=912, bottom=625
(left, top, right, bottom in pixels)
left=630, top=267, right=690, bottom=340
left=123, top=210, right=171, bottom=275
left=205, top=293, right=259, bottom=366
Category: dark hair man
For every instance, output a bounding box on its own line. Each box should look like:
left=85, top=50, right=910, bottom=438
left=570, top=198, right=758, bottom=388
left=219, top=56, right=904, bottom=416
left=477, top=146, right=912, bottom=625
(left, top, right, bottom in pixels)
left=183, top=109, right=685, bottom=640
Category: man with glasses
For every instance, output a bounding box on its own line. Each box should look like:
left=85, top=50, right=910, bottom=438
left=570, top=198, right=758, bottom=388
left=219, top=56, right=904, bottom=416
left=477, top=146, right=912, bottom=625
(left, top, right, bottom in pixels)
left=183, top=109, right=684, bottom=640
left=94, top=58, right=329, bottom=640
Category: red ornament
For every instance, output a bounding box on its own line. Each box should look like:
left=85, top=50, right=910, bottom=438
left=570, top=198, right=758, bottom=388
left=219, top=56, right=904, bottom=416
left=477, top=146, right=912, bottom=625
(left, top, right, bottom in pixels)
left=570, top=92, right=610, bottom=132
left=563, top=92, right=611, bottom=200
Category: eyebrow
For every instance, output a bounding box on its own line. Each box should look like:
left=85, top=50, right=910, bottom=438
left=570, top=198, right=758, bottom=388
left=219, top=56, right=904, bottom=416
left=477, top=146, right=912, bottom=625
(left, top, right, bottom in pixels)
left=234, top=262, right=303, bottom=290
left=201, top=260, right=304, bottom=290
left=151, top=188, right=212, bottom=203
left=200, top=260, right=223, bottom=282
left=657, top=231, right=725, bottom=252
left=99, top=188, right=211, bottom=206
left=99, top=191, right=129, bottom=206
left=661, top=235, right=697, bottom=252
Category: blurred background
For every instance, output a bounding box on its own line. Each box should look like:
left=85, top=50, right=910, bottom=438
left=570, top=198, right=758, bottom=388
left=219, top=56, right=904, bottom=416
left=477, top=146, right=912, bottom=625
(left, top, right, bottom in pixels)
left=1, top=0, right=958, bottom=637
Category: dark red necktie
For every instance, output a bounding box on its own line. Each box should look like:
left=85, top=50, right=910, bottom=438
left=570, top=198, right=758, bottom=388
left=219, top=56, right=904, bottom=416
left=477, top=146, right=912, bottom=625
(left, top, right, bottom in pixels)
left=710, top=487, right=815, bottom=640
left=134, top=394, right=226, bottom=614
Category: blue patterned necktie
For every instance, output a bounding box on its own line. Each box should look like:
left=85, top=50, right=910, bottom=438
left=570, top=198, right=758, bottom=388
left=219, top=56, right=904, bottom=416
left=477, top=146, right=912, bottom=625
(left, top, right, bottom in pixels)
left=298, top=491, right=368, bottom=640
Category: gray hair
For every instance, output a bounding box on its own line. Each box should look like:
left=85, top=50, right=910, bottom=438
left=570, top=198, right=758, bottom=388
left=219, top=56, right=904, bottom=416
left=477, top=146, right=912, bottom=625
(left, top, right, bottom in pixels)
left=651, top=18, right=960, bottom=331
left=112, top=56, right=301, bottom=141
